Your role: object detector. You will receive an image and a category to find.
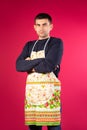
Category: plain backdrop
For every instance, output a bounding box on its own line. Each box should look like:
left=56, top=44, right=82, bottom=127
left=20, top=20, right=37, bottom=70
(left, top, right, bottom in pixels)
left=0, top=0, right=87, bottom=130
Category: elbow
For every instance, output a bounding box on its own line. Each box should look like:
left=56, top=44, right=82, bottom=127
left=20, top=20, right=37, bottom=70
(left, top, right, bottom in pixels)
left=16, top=66, right=21, bottom=72
left=16, top=62, right=21, bottom=72
left=16, top=60, right=23, bottom=72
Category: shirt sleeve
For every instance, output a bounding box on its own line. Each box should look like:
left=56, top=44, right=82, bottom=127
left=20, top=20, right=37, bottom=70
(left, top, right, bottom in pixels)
left=16, top=42, right=44, bottom=72
left=34, top=39, right=63, bottom=73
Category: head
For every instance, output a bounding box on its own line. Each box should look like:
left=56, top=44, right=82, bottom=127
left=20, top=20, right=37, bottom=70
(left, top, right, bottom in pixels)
left=34, top=13, right=53, bottom=39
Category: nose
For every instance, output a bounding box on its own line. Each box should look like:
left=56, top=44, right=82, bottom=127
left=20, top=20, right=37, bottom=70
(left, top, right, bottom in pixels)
left=39, top=25, right=44, bottom=31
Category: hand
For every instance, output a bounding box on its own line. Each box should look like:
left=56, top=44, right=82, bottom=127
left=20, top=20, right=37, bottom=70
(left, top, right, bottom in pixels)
left=54, top=65, right=59, bottom=70
left=25, top=57, right=31, bottom=60
left=32, top=68, right=35, bottom=72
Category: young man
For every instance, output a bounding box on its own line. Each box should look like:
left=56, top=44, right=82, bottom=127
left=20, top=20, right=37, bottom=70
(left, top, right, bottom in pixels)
left=16, top=13, right=63, bottom=130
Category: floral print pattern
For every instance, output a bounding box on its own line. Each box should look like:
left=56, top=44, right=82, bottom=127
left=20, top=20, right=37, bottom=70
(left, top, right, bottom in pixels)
left=25, top=49, right=61, bottom=126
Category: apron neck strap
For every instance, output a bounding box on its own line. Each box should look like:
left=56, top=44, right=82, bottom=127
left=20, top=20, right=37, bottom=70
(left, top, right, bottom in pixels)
left=31, top=37, right=50, bottom=53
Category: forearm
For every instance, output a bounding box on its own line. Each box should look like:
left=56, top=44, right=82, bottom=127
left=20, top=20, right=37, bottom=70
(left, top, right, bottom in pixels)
left=16, top=58, right=43, bottom=72
left=34, top=59, right=55, bottom=73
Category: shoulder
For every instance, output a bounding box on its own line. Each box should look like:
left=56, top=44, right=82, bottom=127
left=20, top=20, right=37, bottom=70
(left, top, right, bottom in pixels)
left=49, top=37, right=63, bottom=48
left=50, top=37, right=63, bottom=44
left=23, top=40, right=36, bottom=49
left=25, top=40, right=35, bottom=46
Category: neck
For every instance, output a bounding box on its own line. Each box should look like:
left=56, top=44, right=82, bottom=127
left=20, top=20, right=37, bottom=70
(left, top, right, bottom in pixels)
left=38, top=35, right=50, bottom=40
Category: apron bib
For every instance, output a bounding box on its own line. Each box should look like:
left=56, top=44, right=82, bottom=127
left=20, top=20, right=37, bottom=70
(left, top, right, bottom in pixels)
left=25, top=38, right=61, bottom=126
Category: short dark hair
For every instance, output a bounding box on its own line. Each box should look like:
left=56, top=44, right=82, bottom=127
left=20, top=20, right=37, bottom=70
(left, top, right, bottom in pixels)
left=34, top=13, right=52, bottom=23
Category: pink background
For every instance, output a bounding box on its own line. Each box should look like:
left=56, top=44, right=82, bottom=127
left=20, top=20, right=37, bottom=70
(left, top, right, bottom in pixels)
left=0, top=0, right=87, bottom=130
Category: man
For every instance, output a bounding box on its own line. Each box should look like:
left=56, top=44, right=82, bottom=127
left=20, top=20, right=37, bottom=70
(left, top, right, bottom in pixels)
left=16, top=13, right=63, bottom=130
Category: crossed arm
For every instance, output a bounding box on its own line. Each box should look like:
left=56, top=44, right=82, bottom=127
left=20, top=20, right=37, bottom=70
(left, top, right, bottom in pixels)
left=25, top=57, right=35, bottom=72
left=16, top=39, right=63, bottom=73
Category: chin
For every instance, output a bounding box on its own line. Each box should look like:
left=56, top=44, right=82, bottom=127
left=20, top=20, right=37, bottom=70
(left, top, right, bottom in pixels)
left=39, top=35, right=47, bottom=38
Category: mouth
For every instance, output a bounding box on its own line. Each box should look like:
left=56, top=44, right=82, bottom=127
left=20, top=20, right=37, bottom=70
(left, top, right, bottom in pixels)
left=39, top=32, right=44, bottom=34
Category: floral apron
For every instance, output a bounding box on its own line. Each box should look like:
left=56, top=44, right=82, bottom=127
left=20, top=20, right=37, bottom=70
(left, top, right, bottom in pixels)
left=25, top=38, right=61, bottom=126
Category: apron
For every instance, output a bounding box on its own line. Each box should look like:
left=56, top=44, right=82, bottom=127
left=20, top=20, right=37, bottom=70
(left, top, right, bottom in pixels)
left=25, top=38, right=61, bottom=126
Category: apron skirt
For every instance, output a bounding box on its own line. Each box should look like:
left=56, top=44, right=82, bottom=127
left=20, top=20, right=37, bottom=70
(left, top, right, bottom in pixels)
left=25, top=72, right=61, bottom=126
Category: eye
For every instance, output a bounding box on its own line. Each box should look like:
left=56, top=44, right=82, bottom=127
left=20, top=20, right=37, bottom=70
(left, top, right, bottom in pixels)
left=43, top=23, right=47, bottom=26
left=36, top=24, right=40, bottom=27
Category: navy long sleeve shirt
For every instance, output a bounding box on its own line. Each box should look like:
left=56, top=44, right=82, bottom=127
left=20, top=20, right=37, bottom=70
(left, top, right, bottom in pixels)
left=16, top=37, right=63, bottom=77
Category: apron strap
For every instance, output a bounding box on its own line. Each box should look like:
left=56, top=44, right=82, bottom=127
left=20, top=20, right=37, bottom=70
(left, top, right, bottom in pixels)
left=30, top=37, right=50, bottom=57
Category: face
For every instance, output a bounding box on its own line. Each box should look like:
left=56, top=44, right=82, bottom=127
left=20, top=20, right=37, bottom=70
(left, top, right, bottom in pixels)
left=34, top=19, right=53, bottom=39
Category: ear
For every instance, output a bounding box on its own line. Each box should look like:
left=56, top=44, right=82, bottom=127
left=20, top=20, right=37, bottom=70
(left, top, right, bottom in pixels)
left=50, top=24, right=53, bottom=30
left=34, top=25, right=36, bottom=31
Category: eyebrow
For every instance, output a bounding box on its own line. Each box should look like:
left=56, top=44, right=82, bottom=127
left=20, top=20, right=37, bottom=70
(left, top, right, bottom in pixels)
left=36, top=23, right=47, bottom=26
